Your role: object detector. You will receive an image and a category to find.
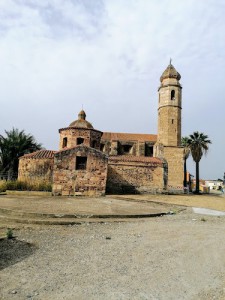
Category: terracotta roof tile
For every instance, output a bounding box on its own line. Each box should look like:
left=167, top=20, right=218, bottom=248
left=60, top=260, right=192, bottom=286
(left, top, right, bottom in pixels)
left=102, top=132, right=157, bottom=142
left=20, top=150, right=56, bottom=159
left=109, top=155, right=162, bottom=165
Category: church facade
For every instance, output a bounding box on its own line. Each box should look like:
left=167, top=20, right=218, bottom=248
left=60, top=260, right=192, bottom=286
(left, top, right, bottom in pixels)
left=18, top=63, right=184, bottom=196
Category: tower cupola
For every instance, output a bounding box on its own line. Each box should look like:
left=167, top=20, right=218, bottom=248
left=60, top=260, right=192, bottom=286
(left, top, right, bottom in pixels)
left=160, top=62, right=181, bottom=83
left=58, top=110, right=102, bottom=151
left=69, top=110, right=93, bottom=129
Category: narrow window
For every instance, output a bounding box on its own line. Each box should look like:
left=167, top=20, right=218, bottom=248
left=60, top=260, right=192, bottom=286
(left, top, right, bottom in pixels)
left=171, top=90, right=175, bottom=100
left=92, top=140, right=97, bottom=148
left=62, top=137, right=67, bottom=148
left=172, top=119, right=174, bottom=124
left=100, top=143, right=105, bottom=151
left=77, top=137, right=84, bottom=145
left=76, top=156, right=87, bottom=170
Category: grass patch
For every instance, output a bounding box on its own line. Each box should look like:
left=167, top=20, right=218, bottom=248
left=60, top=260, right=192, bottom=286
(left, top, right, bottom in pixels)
left=1, top=180, right=52, bottom=192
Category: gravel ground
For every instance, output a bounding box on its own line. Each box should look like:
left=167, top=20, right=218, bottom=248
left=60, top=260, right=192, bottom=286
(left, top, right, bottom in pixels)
left=1, top=208, right=225, bottom=300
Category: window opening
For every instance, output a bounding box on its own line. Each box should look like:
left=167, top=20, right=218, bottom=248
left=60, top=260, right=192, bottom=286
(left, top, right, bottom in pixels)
left=123, top=145, right=132, bottom=154
left=77, top=137, right=84, bottom=145
left=76, top=156, right=87, bottom=170
left=92, top=140, right=97, bottom=148
left=145, top=145, right=153, bottom=157
left=62, top=137, right=67, bottom=148
left=171, top=90, right=175, bottom=100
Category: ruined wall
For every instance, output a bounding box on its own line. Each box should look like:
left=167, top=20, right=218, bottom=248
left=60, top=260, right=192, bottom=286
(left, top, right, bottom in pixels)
left=106, top=157, right=166, bottom=194
left=18, top=158, right=54, bottom=183
left=52, top=146, right=108, bottom=197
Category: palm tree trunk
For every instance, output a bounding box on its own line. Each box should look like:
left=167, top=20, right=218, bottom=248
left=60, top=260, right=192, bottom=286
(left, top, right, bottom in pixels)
left=183, top=158, right=187, bottom=187
left=195, top=161, right=200, bottom=194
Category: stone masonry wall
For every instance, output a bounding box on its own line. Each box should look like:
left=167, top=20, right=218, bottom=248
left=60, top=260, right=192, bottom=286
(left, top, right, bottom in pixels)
left=163, top=146, right=183, bottom=188
left=18, top=158, right=54, bottom=183
left=59, top=128, right=102, bottom=150
left=52, top=146, right=108, bottom=196
left=157, top=107, right=181, bottom=146
left=106, top=159, right=165, bottom=194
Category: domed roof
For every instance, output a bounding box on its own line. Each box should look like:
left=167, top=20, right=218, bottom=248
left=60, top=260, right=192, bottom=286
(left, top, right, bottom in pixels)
left=69, top=110, right=94, bottom=129
left=160, top=61, right=181, bottom=82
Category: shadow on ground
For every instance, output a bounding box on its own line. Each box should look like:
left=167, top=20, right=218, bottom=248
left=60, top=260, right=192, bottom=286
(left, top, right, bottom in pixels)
left=0, top=238, right=36, bottom=270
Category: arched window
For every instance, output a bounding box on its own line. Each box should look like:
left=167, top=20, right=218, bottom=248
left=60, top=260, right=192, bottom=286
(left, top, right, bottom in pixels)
left=77, top=137, right=84, bottom=145
left=62, top=137, right=67, bottom=148
left=171, top=90, right=175, bottom=100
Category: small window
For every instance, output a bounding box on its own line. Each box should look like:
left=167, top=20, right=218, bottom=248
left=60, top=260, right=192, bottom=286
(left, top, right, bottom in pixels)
left=76, top=156, right=87, bottom=170
left=77, top=137, right=84, bottom=145
left=172, top=119, right=174, bottom=124
left=123, top=145, right=132, bottom=154
left=145, top=145, right=153, bottom=157
left=171, top=90, right=175, bottom=100
left=62, top=137, right=67, bottom=148
left=100, top=143, right=105, bottom=151
left=92, top=140, right=97, bottom=148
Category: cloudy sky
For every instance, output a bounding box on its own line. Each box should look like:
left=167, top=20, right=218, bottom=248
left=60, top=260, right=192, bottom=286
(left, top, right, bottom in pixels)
left=0, top=0, right=224, bottom=180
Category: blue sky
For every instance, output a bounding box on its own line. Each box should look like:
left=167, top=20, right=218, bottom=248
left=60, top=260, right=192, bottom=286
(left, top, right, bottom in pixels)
left=0, top=0, right=225, bottom=179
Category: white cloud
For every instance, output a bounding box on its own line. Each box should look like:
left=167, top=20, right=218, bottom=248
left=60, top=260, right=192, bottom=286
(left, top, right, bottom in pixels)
left=0, top=0, right=225, bottom=178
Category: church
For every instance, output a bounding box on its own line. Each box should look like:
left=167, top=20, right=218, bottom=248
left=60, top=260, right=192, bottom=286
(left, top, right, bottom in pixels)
left=18, top=63, right=184, bottom=196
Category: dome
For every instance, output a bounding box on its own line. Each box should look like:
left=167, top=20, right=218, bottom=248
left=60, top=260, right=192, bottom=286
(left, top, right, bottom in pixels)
left=160, top=62, right=181, bottom=82
left=69, top=110, right=94, bottom=129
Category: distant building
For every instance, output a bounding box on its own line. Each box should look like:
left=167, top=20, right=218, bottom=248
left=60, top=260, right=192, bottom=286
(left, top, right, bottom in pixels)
left=18, top=63, right=184, bottom=196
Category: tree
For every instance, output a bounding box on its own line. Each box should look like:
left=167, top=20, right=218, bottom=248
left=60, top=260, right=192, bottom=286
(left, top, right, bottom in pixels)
left=0, top=128, right=42, bottom=179
left=187, top=131, right=211, bottom=194
left=181, top=136, right=190, bottom=190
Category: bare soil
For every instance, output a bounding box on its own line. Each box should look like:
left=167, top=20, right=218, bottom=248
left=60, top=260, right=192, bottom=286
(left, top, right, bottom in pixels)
left=0, top=193, right=225, bottom=300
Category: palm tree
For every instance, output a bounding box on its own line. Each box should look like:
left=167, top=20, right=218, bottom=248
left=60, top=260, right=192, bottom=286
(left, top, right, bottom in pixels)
left=0, top=128, right=42, bottom=179
left=187, top=131, right=211, bottom=194
left=181, top=136, right=190, bottom=190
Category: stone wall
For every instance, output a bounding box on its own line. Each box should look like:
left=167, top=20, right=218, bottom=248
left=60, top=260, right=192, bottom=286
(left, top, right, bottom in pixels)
left=59, top=128, right=102, bottom=150
left=162, top=146, right=183, bottom=188
left=157, top=106, right=181, bottom=146
left=106, top=156, right=166, bottom=194
left=52, top=146, right=108, bottom=196
left=18, top=157, right=54, bottom=183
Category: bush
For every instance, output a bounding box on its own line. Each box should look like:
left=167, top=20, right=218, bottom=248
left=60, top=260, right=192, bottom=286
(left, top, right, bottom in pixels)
left=5, top=180, right=52, bottom=192
left=0, top=180, right=7, bottom=192
left=6, top=228, right=13, bottom=239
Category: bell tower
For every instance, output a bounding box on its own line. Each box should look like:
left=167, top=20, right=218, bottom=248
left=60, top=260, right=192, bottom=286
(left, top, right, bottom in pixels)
left=154, top=61, right=184, bottom=189
left=157, top=60, right=182, bottom=146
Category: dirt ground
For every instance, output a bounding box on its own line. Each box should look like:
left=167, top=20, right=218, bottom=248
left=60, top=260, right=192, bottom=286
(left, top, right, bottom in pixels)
left=0, top=193, right=225, bottom=300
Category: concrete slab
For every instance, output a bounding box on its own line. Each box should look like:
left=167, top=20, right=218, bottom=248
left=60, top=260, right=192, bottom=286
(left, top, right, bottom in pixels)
left=192, top=207, right=225, bottom=216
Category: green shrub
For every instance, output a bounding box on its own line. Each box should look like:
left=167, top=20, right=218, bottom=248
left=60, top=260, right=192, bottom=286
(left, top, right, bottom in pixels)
left=0, top=180, right=7, bottom=192
left=6, top=228, right=13, bottom=239
left=5, top=180, right=52, bottom=192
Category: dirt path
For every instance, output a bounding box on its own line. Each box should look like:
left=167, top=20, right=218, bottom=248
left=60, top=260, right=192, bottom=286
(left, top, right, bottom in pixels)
left=1, top=207, right=225, bottom=300
left=110, top=192, right=225, bottom=211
